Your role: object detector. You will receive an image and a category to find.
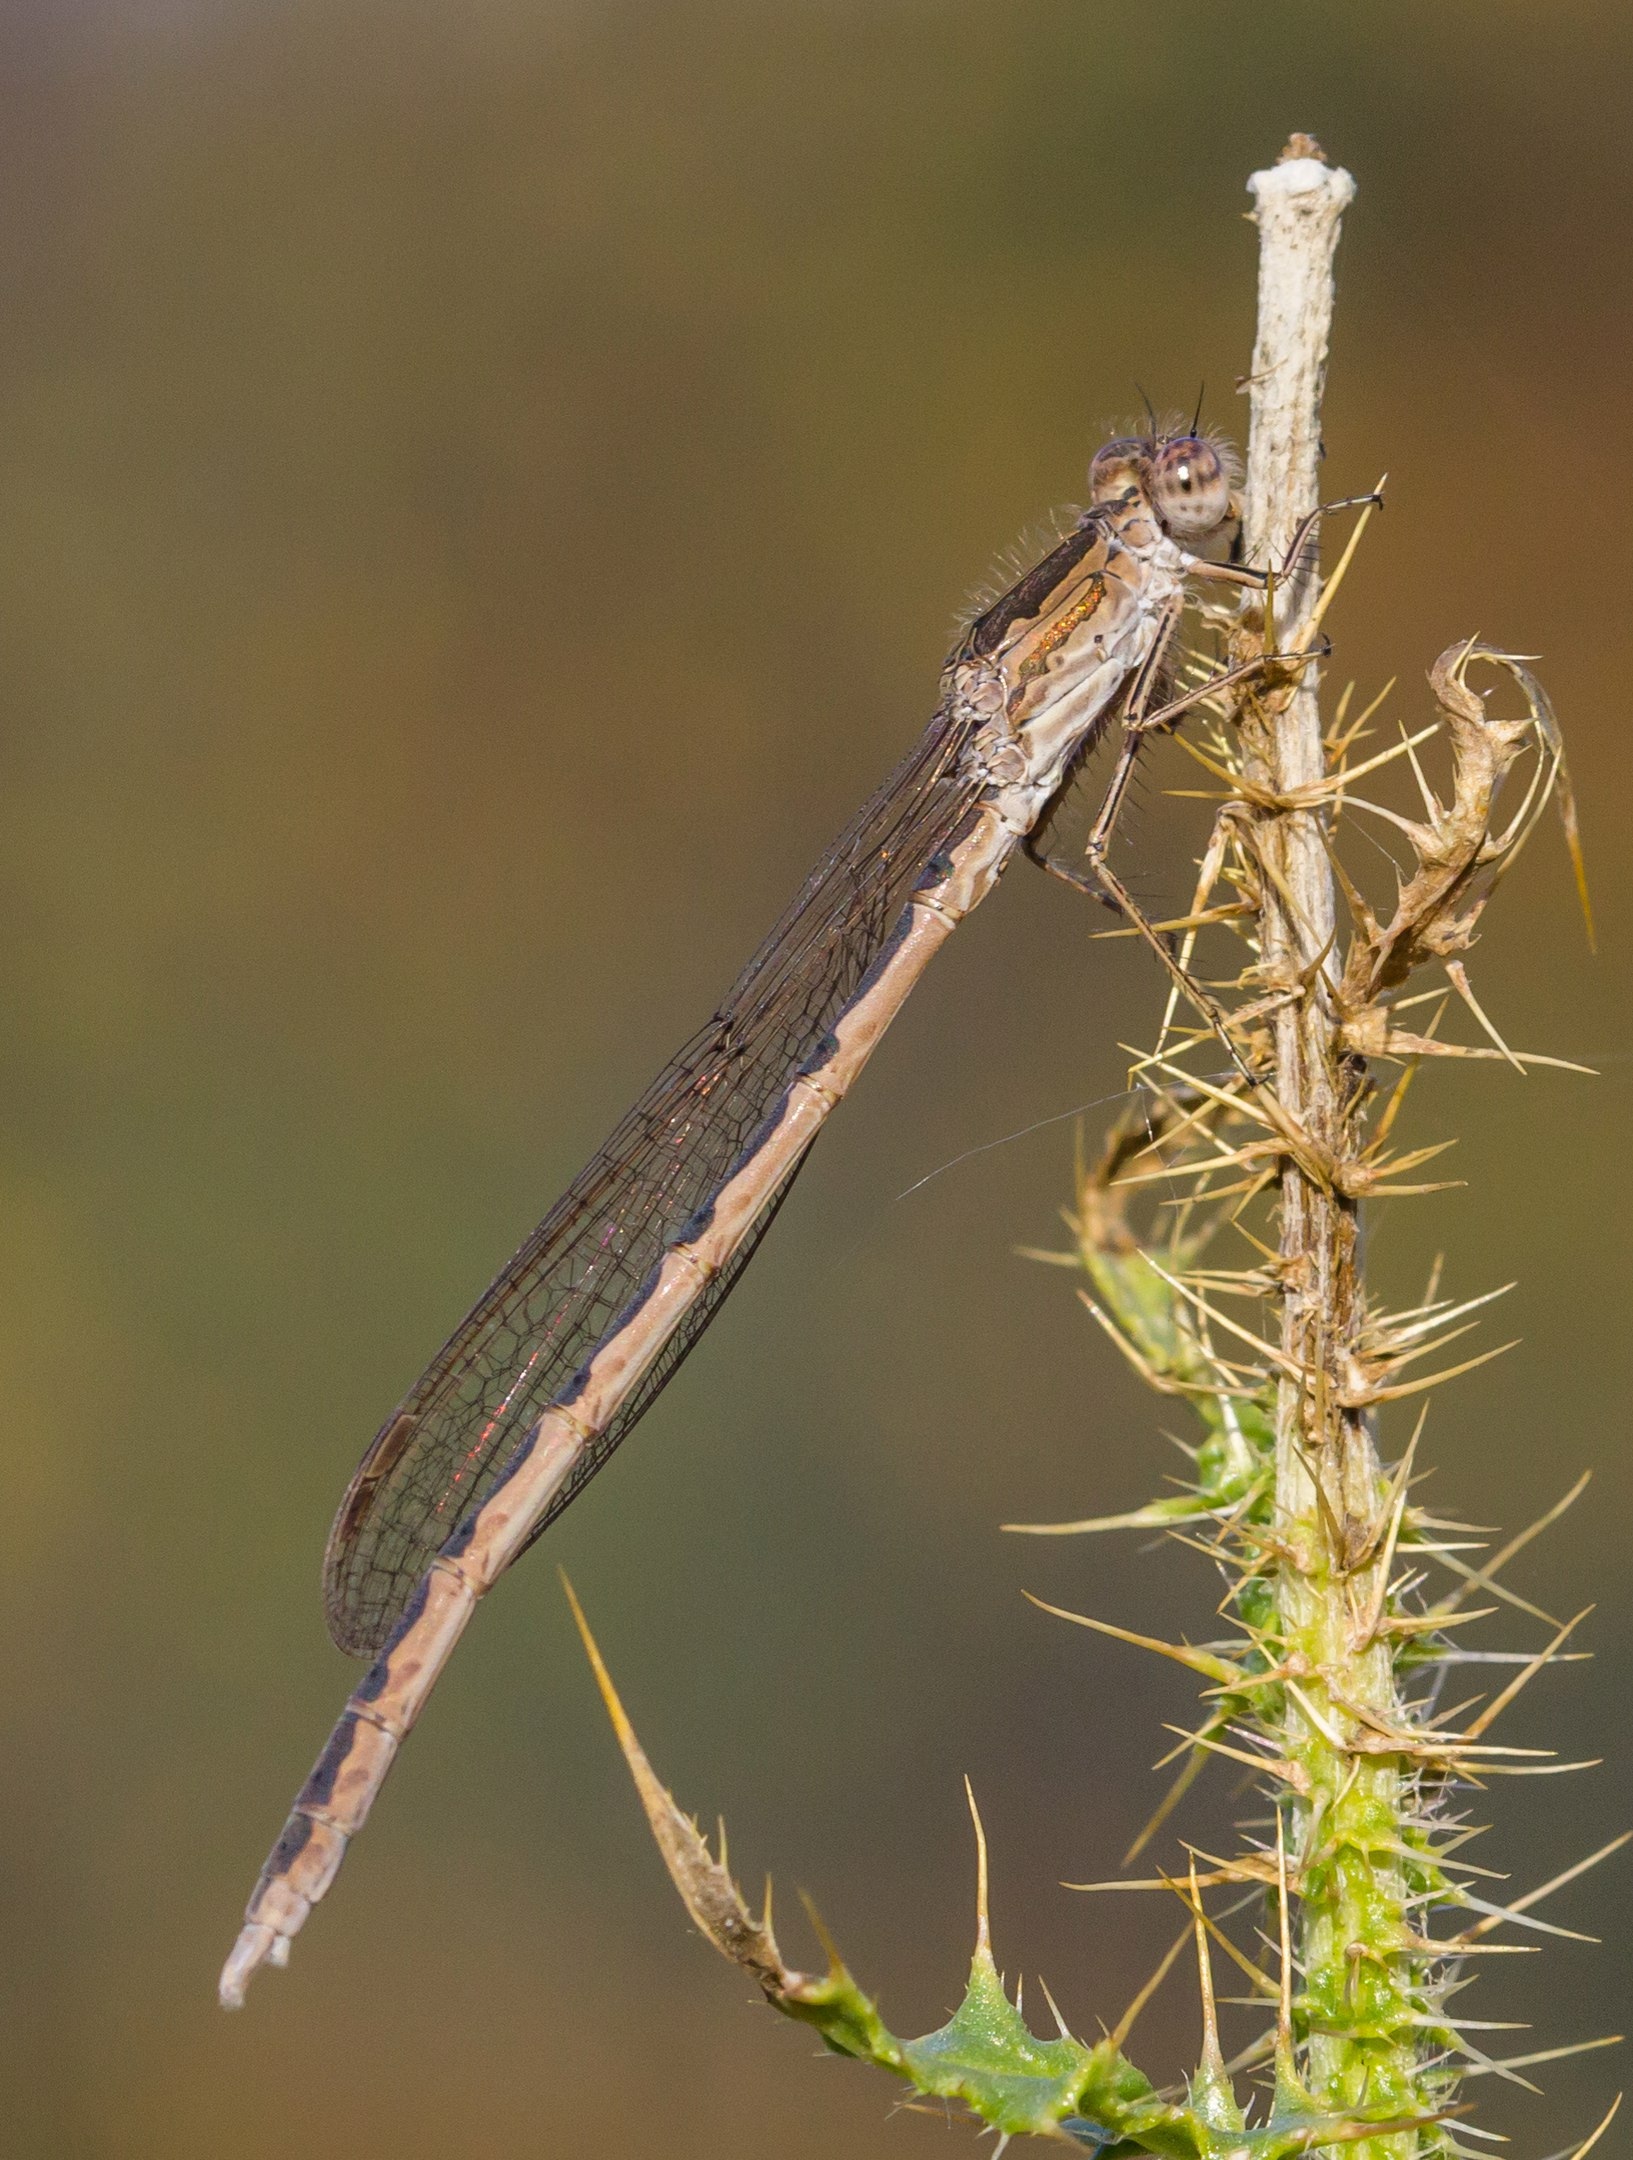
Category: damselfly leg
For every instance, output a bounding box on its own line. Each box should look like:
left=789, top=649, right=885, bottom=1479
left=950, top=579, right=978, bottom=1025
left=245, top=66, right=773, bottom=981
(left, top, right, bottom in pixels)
left=1026, top=631, right=1324, bottom=1077
left=1022, top=491, right=1375, bottom=1075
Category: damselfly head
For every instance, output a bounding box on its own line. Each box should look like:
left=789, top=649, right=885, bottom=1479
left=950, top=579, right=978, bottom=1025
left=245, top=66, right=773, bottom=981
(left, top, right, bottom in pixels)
left=1088, top=428, right=1237, bottom=542
left=1149, top=433, right=1235, bottom=539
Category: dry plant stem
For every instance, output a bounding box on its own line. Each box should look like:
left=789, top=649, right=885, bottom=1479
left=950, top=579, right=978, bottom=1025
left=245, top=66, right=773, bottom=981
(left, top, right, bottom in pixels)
left=1240, top=150, right=1415, bottom=2141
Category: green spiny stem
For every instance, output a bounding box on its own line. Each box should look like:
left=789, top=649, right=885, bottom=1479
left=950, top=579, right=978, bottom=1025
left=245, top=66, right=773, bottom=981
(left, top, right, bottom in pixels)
left=1073, top=1107, right=1461, bottom=2153
left=1276, top=1420, right=1422, bottom=2148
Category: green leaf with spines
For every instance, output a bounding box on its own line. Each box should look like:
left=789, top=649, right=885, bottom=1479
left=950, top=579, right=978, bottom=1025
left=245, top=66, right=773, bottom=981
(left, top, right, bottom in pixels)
left=774, top=1931, right=1441, bottom=2156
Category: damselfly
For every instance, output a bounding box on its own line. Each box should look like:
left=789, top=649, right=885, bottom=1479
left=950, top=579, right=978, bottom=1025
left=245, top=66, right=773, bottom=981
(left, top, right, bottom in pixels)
left=221, top=424, right=1293, bottom=2006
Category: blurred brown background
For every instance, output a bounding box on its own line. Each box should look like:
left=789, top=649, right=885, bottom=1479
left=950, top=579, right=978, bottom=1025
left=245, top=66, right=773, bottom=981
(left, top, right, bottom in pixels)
left=0, top=3, right=1629, bottom=2155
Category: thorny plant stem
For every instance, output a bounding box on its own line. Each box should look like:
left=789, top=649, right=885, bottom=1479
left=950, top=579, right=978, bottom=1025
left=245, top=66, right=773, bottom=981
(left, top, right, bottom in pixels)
left=1240, top=149, right=1414, bottom=2145
left=564, top=133, right=1607, bottom=2160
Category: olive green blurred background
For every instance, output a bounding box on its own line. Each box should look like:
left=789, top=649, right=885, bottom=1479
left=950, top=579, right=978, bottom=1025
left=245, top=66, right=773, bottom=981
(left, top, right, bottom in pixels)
left=2, top=4, right=1630, bottom=2155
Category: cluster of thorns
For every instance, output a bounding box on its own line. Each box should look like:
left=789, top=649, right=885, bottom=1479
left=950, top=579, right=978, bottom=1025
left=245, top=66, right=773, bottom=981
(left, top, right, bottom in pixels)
left=1006, top=504, right=1618, bottom=2137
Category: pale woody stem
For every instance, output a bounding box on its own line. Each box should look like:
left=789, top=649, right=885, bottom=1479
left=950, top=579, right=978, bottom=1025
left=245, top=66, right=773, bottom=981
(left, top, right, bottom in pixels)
left=1239, top=145, right=1414, bottom=2143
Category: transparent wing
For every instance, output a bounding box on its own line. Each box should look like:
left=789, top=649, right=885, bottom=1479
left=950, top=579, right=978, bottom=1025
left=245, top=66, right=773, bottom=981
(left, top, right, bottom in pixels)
left=322, top=702, right=986, bottom=1658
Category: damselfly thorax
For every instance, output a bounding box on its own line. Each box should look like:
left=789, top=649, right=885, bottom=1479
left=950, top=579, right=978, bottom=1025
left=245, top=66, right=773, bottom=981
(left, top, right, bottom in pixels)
left=220, top=422, right=1263, bottom=2008
left=957, top=491, right=1189, bottom=819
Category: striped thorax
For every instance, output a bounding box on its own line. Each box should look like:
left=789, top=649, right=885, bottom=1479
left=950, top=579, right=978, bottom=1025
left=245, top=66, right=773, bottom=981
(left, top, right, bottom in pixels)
left=955, top=431, right=1236, bottom=834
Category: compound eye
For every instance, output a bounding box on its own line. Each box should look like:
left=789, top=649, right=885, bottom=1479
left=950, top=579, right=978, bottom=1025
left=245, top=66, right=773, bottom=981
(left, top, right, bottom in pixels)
left=1151, top=435, right=1232, bottom=538
left=1088, top=436, right=1152, bottom=505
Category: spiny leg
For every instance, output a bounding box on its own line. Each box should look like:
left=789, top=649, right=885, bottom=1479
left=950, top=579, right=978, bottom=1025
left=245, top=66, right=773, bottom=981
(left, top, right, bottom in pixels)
left=1040, top=491, right=1372, bottom=1057
left=1027, top=639, right=1322, bottom=1084
left=1022, top=587, right=1190, bottom=903
left=1026, top=487, right=1366, bottom=1068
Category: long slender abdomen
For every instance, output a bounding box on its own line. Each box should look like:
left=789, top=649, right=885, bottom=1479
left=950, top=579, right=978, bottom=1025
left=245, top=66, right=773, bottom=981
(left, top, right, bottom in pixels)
left=219, top=801, right=1019, bottom=2006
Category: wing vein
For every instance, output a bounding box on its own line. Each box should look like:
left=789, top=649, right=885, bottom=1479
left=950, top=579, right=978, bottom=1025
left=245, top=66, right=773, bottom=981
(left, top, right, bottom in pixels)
left=322, top=702, right=985, bottom=1657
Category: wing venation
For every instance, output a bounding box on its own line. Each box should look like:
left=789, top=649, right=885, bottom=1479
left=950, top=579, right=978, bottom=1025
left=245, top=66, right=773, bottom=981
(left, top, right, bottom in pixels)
left=323, top=703, right=985, bottom=1658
